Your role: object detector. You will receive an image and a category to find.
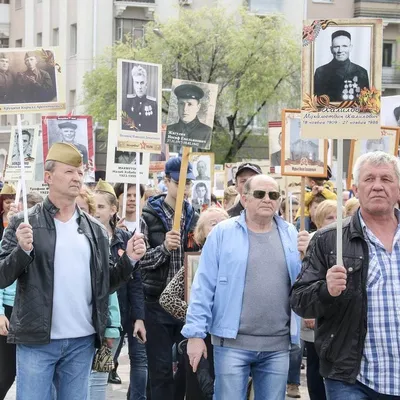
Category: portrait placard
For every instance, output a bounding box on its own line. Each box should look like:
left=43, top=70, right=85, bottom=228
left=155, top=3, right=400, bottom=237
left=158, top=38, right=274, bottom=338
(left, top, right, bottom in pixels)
left=166, top=79, right=218, bottom=150
left=184, top=252, right=201, bottom=302
left=117, top=59, right=162, bottom=153
left=281, top=109, right=328, bottom=177
left=348, top=126, right=400, bottom=187
left=225, top=163, right=239, bottom=187
left=42, top=116, right=95, bottom=182
left=4, top=125, right=39, bottom=181
left=301, top=19, right=382, bottom=139
left=269, top=121, right=282, bottom=173
left=214, top=171, right=225, bottom=197
left=0, top=47, right=65, bottom=114
left=149, top=124, right=169, bottom=174
left=106, top=120, right=149, bottom=184
left=381, top=95, right=400, bottom=127
left=25, top=181, right=49, bottom=198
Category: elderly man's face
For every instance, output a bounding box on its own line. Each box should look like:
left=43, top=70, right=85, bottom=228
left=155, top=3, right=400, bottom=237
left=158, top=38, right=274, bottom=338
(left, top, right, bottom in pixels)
left=25, top=56, right=38, bottom=71
left=353, top=162, right=400, bottom=217
left=178, top=98, right=200, bottom=123
left=61, top=128, right=76, bottom=143
left=133, top=75, right=147, bottom=98
left=331, top=36, right=351, bottom=62
left=197, top=161, right=206, bottom=176
left=0, top=58, right=9, bottom=72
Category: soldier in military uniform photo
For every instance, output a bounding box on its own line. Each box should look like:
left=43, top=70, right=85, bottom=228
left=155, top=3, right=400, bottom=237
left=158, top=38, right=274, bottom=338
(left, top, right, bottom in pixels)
left=314, top=30, right=370, bottom=102
left=166, top=83, right=212, bottom=150
left=394, top=106, right=400, bottom=127
left=122, top=64, right=158, bottom=133
left=0, top=52, right=15, bottom=104
left=57, top=121, right=88, bottom=164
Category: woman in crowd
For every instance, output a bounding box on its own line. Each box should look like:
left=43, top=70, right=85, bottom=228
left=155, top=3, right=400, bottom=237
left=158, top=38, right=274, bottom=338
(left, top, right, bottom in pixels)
left=344, top=197, right=359, bottom=217
left=223, top=186, right=238, bottom=210
left=159, top=207, right=229, bottom=400
left=0, top=184, right=16, bottom=239
left=76, top=184, right=96, bottom=215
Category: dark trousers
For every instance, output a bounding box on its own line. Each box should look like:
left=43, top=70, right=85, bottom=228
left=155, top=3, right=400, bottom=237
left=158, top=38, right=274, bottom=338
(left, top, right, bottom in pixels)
left=305, top=341, right=326, bottom=400
left=0, top=305, right=16, bottom=400
left=145, top=301, right=185, bottom=400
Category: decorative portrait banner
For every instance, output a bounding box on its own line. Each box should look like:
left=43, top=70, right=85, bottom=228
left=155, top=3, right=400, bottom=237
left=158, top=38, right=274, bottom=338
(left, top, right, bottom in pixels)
left=117, top=59, right=162, bottom=153
left=4, top=125, right=39, bottom=181
left=301, top=19, right=383, bottom=139
left=106, top=120, right=150, bottom=184
left=268, top=121, right=282, bottom=173
left=381, top=95, right=400, bottom=127
left=166, top=79, right=218, bottom=150
left=42, top=116, right=95, bottom=182
left=0, top=47, right=65, bottom=114
left=281, top=109, right=328, bottom=177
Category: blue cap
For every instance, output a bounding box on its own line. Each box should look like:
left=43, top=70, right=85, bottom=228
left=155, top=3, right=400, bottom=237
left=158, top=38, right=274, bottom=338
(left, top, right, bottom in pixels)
left=165, top=157, right=196, bottom=181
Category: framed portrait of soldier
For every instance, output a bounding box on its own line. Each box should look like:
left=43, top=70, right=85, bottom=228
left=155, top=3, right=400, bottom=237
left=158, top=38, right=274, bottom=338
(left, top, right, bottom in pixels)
left=191, top=181, right=211, bottom=213
left=0, top=47, right=65, bottom=114
left=117, top=59, right=162, bottom=153
left=268, top=121, right=282, bottom=173
left=189, top=152, right=214, bottom=183
left=381, top=95, right=400, bottom=128
left=106, top=120, right=150, bottom=184
left=301, top=19, right=382, bottom=140
left=348, top=126, right=400, bottom=187
left=42, top=116, right=95, bottom=182
left=166, top=79, right=218, bottom=150
left=281, top=109, right=328, bottom=178
left=184, top=252, right=201, bottom=302
left=5, top=125, right=39, bottom=181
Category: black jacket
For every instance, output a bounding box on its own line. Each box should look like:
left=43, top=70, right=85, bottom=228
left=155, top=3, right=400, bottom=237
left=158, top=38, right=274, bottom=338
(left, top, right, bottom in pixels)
left=290, top=213, right=368, bottom=383
left=227, top=201, right=244, bottom=218
left=139, top=194, right=199, bottom=298
left=111, top=228, right=145, bottom=331
left=0, top=197, right=137, bottom=346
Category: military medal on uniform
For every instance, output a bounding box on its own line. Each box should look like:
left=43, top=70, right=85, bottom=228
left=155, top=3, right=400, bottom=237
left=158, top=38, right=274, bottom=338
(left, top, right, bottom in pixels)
left=145, top=105, right=153, bottom=116
left=342, top=76, right=361, bottom=101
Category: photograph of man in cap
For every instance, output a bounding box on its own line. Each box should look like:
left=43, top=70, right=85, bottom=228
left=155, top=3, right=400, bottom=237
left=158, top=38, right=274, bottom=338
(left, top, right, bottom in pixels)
left=314, top=30, right=370, bottom=102
left=58, top=121, right=88, bottom=164
left=166, top=83, right=212, bottom=150
left=0, top=52, right=15, bottom=104
left=122, top=64, right=158, bottom=133
left=16, top=51, right=54, bottom=103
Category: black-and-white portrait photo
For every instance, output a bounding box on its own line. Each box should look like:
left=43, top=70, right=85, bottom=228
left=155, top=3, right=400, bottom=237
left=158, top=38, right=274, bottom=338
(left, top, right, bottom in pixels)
left=0, top=49, right=57, bottom=105
left=114, top=150, right=143, bottom=165
left=363, top=137, right=389, bottom=154
left=269, top=123, right=282, bottom=168
left=11, top=129, right=34, bottom=162
left=193, top=156, right=211, bottom=181
left=226, top=163, right=238, bottom=187
left=120, top=61, right=159, bottom=133
left=191, top=181, right=211, bottom=212
left=166, top=79, right=218, bottom=150
left=313, top=27, right=372, bottom=102
left=381, top=95, right=400, bottom=127
left=289, top=118, right=319, bottom=162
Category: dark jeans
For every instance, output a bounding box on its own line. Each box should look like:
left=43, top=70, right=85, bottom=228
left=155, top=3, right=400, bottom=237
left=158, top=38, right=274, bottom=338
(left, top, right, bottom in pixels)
left=287, top=343, right=303, bottom=386
left=325, top=378, right=400, bottom=400
left=0, top=305, right=16, bottom=400
left=145, top=300, right=185, bottom=400
left=305, top=341, right=326, bottom=400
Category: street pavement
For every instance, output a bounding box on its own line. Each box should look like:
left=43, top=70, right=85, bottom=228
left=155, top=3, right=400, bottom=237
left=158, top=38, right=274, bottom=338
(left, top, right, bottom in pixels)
left=6, top=344, right=310, bottom=399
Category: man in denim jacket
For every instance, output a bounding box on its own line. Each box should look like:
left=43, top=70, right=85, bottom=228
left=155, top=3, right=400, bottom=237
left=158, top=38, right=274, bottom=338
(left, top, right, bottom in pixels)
left=183, top=174, right=301, bottom=400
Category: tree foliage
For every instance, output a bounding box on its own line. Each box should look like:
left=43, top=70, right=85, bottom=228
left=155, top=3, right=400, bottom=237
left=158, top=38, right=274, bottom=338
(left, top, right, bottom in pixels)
left=83, top=7, right=301, bottom=162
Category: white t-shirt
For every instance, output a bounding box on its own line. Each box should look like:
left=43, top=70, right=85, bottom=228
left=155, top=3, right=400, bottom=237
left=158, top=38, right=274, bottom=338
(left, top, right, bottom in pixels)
left=124, top=220, right=137, bottom=233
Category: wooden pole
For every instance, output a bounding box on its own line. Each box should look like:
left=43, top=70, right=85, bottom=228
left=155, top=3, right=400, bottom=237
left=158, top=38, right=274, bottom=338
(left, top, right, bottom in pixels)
left=300, top=176, right=306, bottom=231
left=173, top=147, right=191, bottom=231
left=17, top=115, right=28, bottom=224
left=336, top=139, right=344, bottom=265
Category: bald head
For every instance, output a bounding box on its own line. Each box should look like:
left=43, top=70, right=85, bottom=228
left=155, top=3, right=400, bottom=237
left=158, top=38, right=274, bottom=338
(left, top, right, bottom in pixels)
left=244, top=174, right=279, bottom=194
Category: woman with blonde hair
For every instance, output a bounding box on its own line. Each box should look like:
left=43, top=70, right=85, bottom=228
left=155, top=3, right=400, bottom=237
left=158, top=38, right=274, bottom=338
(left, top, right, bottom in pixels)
left=344, top=197, right=359, bottom=217
left=314, top=199, right=344, bottom=230
left=223, top=186, right=238, bottom=210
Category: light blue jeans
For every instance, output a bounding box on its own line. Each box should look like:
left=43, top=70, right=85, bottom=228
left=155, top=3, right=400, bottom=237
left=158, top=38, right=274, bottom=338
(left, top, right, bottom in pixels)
left=213, top=345, right=289, bottom=400
left=16, top=335, right=95, bottom=400
left=87, top=338, right=119, bottom=400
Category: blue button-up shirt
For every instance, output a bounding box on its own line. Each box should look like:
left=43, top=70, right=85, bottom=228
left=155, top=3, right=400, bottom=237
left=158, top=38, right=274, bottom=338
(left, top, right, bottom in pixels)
left=358, top=209, right=400, bottom=396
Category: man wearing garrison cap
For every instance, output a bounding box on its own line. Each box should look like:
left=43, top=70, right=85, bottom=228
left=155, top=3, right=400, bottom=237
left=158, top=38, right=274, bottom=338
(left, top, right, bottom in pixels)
left=314, top=30, right=370, bottom=102
left=58, top=121, right=88, bottom=164
left=0, top=142, right=146, bottom=399
left=16, top=51, right=54, bottom=103
left=166, top=83, right=212, bottom=150
left=0, top=52, right=16, bottom=104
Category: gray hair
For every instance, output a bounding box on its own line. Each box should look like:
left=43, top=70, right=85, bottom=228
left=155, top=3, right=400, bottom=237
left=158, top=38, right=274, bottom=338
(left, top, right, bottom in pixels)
left=353, top=151, right=400, bottom=185
left=243, top=175, right=279, bottom=194
left=131, top=65, right=147, bottom=80
left=44, top=160, right=57, bottom=173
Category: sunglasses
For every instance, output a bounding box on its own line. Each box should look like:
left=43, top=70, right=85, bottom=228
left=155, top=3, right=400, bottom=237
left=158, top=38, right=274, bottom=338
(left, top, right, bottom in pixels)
left=248, top=190, right=280, bottom=200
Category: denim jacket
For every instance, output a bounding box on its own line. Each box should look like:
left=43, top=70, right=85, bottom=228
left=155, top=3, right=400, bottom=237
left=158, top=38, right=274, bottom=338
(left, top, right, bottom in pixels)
left=182, top=211, right=301, bottom=346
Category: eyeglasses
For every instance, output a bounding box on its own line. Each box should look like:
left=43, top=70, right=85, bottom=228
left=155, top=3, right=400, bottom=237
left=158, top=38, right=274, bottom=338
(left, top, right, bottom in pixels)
left=247, top=190, right=280, bottom=200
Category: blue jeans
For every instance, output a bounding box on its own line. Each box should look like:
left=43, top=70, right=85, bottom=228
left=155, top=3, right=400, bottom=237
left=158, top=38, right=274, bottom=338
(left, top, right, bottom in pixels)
left=213, top=345, right=289, bottom=400
left=287, top=343, right=303, bottom=386
left=87, top=338, right=119, bottom=400
left=16, top=335, right=95, bottom=400
left=325, top=378, right=400, bottom=400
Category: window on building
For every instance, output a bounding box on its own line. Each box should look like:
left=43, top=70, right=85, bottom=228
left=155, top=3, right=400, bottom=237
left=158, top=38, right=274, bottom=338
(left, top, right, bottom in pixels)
left=383, top=42, right=394, bottom=68
left=69, top=90, right=76, bottom=112
left=36, top=32, right=42, bottom=46
left=70, top=24, right=77, bottom=56
left=0, top=38, right=9, bottom=48
left=53, top=28, right=59, bottom=46
left=15, top=0, right=22, bottom=9
left=115, top=18, right=146, bottom=44
left=248, top=0, right=283, bottom=14
left=0, top=0, right=11, bottom=4
left=15, top=39, right=22, bottom=47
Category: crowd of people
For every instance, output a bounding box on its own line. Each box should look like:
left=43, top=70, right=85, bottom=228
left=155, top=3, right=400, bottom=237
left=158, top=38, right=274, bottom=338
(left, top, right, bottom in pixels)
left=0, top=142, right=399, bottom=400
